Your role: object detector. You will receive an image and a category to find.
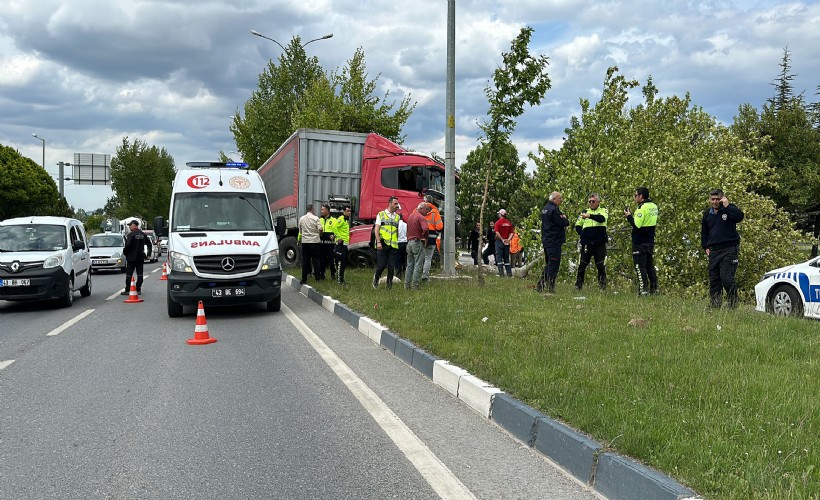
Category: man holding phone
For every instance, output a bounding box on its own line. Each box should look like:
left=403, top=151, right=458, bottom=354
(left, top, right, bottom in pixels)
left=701, top=189, right=744, bottom=308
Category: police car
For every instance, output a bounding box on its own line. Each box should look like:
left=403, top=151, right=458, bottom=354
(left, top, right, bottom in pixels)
left=754, top=255, right=820, bottom=318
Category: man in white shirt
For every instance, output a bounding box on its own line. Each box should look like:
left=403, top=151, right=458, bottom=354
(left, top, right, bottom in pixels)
left=298, top=204, right=322, bottom=284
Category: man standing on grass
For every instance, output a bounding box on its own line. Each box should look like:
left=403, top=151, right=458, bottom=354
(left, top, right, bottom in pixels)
left=404, top=202, right=431, bottom=289
left=373, top=196, right=401, bottom=289
left=494, top=209, right=514, bottom=277
left=575, top=193, right=608, bottom=291
left=625, top=186, right=659, bottom=295
left=298, top=204, right=322, bottom=285
left=538, top=192, right=569, bottom=293
left=701, top=189, right=744, bottom=308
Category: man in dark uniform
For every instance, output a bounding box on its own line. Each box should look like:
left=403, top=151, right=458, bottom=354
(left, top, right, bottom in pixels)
left=538, top=191, right=569, bottom=293
left=701, top=189, right=744, bottom=308
left=122, top=219, right=151, bottom=295
left=625, top=186, right=659, bottom=295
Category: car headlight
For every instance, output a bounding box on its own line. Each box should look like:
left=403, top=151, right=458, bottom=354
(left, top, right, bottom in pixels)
left=43, top=253, right=65, bottom=269
left=170, top=251, right=194, bottom=273
left=262, top=249, right=280, bottom=270
left=112, top=251, right=122, bottom=259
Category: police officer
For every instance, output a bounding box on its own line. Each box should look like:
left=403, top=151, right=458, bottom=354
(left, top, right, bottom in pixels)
left=701, top=189, right=744, bottom=308
left=319, top=204, right=335, bottom=280
left=538, top=191, right=569, bottom=293
left=373, top=196, right=401, bottom=289
left=575, top=193, right=608, bottom=290
left=121, top=219, right=151, bottom=295
left=624, top=186, right=658, bottom=295
left=333, top=206, right=352, bottom=284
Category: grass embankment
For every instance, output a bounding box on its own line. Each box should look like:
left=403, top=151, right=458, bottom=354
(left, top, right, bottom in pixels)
left=307, top=267, right=819, bottom=499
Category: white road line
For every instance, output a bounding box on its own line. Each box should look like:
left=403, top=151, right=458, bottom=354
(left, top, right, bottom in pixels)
left=282, top=304, right=476, bottom=500
left=46, top=309, right=95, bottom=336
left=0, top=360, right=15, bottom=370
left=107, top=290, right=125, bottom=300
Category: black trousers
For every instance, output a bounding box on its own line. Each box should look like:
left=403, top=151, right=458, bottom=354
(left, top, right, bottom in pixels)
left=333, top=243, right=348, bottom=283
left=708, top=245, right=739, bottom=308
left=481, top=244, right=494, bottom=264
left=319, top=242, right=335, bottom=279
left=538, top=245, right=562, bottom=292
left=576, top=241, right=607, bottom=289
left=300, top=243, right=320, bottom=283
left=632, top=243, right=657, bottom=294
left=125, top=259, right=145, bottom=291
left=374, top=244, right=399, bottom=288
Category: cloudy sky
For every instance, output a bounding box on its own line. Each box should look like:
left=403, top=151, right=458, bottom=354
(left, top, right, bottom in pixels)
left=1, top=0, right=818, bottom=211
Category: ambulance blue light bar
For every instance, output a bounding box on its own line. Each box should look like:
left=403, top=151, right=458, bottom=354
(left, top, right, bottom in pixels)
left=185, top=162, right=249, bottom=169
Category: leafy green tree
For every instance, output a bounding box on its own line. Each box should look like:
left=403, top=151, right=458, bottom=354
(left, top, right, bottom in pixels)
left=231, top=37, right=324, bottom=169
left=529, top=67, right=807, bottom=294
left=472, top=26, right=551, bottom=283
left=0, top=143, right=71, bottom=219
left=457, top=139, right=532, bottom=233
left=108, top=137, right=175, bottom=225
left=292, top=48, right=415, bottom=144
left=84, top=213, right=106, bottom=234
left=732, top=48, right=820, bottom=256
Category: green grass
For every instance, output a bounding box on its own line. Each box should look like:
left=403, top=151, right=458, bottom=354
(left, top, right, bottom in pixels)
left=308, top=267, right=820, bottom=499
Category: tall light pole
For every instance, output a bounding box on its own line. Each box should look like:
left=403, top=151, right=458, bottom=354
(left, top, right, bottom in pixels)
left=442, top=0, right=457, bottom=276
left=32, top=133, right=45, bottom=170
left=250, top=30, right=333, bottom=50
left=56, top=161, right=71, bottom=198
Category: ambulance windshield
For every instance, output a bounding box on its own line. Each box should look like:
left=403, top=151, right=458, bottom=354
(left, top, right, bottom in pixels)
left=172, top=192, right=273, bottom=232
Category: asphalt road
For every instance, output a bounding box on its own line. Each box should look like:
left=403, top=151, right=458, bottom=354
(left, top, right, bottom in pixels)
left=0, top=263, right=600, bottom=500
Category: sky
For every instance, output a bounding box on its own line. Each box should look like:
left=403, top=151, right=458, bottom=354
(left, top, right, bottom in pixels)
left=1, top=0, right=818, bottom=212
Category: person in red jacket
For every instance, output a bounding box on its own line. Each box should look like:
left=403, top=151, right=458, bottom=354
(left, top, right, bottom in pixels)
left=494, top=209, right=514, bottom=277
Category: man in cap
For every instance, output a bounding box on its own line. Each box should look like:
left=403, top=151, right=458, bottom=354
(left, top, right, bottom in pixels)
left=122, top=219, right=151, bottom=295
left=494, top=209, right=514, bottom=277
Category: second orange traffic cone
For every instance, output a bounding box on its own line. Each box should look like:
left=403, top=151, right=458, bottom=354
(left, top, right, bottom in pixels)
left=187, top=301, right=216, bottom=345
left=123, top=275, right=143, bottom=303
left=159, top=261, right=168, bottom=280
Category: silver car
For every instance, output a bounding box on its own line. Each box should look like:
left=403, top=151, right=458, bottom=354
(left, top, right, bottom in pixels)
left=88, top=233, right=126, bottom=273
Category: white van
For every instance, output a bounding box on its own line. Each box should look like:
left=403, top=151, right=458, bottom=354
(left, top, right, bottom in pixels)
left=0, top=216, right=92, bottom=307
left=154, top=162, right=286, bottom=317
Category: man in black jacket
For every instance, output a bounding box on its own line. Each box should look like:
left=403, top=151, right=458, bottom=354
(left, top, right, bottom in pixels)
left=701, top=189, right=744, bottom=308
left=122, top=219, right=151, bottom=295
left=538, top=191, right=569, bottom=293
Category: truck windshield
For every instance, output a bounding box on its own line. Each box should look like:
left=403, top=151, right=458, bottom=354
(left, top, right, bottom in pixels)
left=171, top=192, right=273, bottom=232
left=387, top=166, right=450, bottom=193
left=0, top=224, right=67, bottom=252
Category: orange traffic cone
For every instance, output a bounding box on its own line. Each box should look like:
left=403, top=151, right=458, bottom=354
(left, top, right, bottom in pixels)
left=123, top=275, right=143, bottom=303
left=187, top=301, right=217, bottom=345
left=159, top=261, right=168, bottom=281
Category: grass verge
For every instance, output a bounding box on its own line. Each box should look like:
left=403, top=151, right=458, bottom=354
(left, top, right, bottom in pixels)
left=308, top=266, right=819, bottom=499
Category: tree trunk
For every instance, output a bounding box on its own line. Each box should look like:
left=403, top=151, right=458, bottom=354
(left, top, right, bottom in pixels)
left=476, top=148, right=495, bottom=287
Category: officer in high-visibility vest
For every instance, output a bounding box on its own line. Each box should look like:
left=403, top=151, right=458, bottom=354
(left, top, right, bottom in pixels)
left=373, top=196, right=401, bottom=289
left=333, top=205, right=352, bottom=284
left=319, top=204, right=336, bottom=280
left=574, top=193, right=608, bottom=290
left=624, top=186, right=659, bottom=295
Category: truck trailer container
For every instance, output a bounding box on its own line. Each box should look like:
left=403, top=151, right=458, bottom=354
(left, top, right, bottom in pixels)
left=259, top=128, right=457, bottom=268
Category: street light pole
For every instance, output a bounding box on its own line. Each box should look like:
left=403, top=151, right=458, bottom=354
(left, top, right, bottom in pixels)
left=56, top=161, right=71, bottom=197
left=32, top=133, right=45, bottom=170
left=250, top=30, right=333, bottom=50
left=442, top=0, right=457, bottom=276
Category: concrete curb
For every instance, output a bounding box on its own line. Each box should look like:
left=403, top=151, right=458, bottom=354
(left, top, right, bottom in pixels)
left=285, top=273, right=700, bottom=500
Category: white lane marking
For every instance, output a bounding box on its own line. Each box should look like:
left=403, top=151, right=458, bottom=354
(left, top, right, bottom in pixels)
left=107, top=290, right=125, bottom=300
left=282, top=304, right=476, bottom=500
left=46, top=309, right=95, bottom=336
left=0, top=360, right=15, bottom=370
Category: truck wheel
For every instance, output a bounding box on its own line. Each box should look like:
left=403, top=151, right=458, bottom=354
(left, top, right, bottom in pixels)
left=266, top=294, right=281, bottom=312
left=348, top=248, right=376, bottom=268
left=58, top=276, right=75, bottom=308
left=80, top=274, right=92, bottom=297
left=167, top=290, right=183, bottom=318
left=768, top=285, right=803, bottom=317
left=279, top=236, right=299, bottom=268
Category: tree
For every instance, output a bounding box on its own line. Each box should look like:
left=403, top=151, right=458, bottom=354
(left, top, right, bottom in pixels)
left=529, top=67, right=807, bottom=293
left=231, top=37, right=324, bottom=169
left=0, top=143, right=72, bottom=219
left=108, top=137, right=176, bottom=225
left=732, top=49, right=820, bottom=256
left=292, top=47, right=415, bottom=144
left=473, top=26, right=551, bottom=284
left=456, top=139, right=533, bottom=234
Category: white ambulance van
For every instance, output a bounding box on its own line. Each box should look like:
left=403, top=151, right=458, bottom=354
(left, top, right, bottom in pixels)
left=154, top=162, right=285, bottom=317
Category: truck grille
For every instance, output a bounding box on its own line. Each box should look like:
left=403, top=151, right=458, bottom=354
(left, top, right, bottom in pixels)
left=193, top=254, right=260, bottom=275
